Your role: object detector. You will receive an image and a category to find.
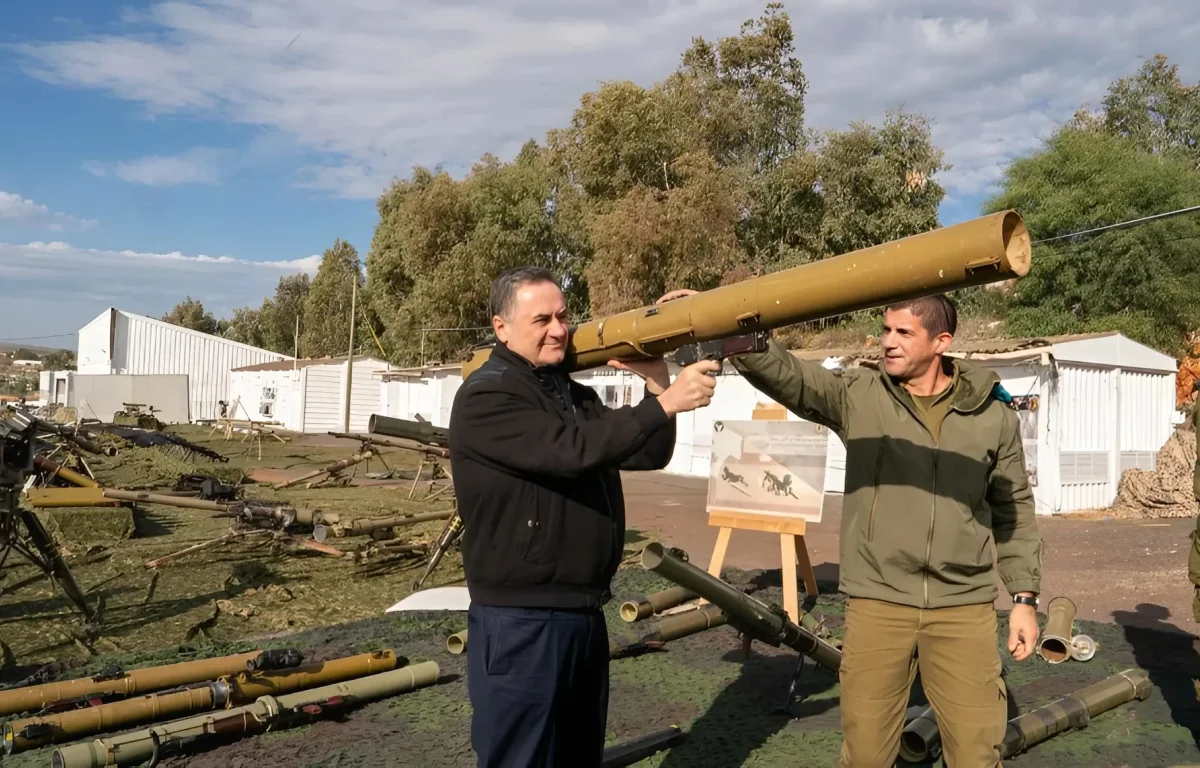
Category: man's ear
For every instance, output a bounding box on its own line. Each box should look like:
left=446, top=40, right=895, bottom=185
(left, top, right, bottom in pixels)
left=932, top=332, right=954, bottom=355
left=492, top=315, right=508, bottom=343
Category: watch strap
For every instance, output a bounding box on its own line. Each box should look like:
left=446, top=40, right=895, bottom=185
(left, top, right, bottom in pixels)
left=1013, top=594, right=1038, bottom=608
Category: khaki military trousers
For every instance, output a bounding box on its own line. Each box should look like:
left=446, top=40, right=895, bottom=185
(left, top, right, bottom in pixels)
left=838, top=597, right=1007, bottom=768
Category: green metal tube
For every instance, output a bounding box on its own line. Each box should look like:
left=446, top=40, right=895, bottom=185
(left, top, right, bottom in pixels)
left=51, top=661, right=441, bottom=768
left=1000, top=668, right=1151, bottom=758
left=447, top=630, right=468, bottom=655
left=640, top=542, right=842, bottom=671
left=619, top=586, right=699, bottom=623
left=898, top=705, right=941, bottom=764
left=1037, top=596, right=1077, bottom=664
left=897, top=669, right=1152, bottom=762
left=367, top=415, right=450, bottom=447
left=601, top=725, right=686, bottom=767
left=642, top=604, right=727, bottom=643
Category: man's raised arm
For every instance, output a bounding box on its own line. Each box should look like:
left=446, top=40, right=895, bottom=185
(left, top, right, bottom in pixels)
left=730, top=338, right=850, bottom=435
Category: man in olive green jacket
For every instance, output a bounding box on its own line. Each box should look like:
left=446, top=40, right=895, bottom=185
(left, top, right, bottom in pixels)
left=730, top=294, right=1043, bottom=767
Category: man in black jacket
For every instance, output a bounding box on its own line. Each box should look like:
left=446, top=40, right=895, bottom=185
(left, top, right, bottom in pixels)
left=450, top=266, right=719, bottom=768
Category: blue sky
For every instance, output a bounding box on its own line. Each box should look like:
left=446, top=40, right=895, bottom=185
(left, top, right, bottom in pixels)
left=1, top=0, right=1196, bottom=351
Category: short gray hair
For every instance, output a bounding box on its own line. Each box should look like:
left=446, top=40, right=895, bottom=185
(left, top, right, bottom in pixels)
left=489, top=266, right=559, bottom=319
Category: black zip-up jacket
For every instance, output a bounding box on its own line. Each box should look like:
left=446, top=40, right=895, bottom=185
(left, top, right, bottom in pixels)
left=449, top=341, right=677, bottom=610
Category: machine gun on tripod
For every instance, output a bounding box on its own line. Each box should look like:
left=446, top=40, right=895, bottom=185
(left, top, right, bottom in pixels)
left=0, top=408, right=96, bottom=622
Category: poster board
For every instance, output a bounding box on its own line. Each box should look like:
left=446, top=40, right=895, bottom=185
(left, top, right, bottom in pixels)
left=706, top=419, right=829, bottom=524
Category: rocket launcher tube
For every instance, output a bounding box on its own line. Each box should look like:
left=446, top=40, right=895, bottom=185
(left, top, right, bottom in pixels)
left=640, top=542, right=842, bottom=671
left=463, top=210, right=1031, bottom=378
left=641, top=604, right=728, bottom=643
left=1000, top=668, right=1151, bottom=758
left=51, top=661, right=442, bottom=768
left=1037, top=596, right=1077, bottom=664
left=898, top=669, right=1152, bottom=762
left=0, top=650, right=268, bottom=718
left=3, top=650, right=401, bottom=754
left=620, top=586, right=699, bottom=623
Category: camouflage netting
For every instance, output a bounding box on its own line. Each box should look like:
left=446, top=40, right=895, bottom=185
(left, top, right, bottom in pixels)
left=90, top=447, right=245, bottom=490
left=35, top=506, right=135, bottom=548
left=1111, top=424, right=1200, bottom=518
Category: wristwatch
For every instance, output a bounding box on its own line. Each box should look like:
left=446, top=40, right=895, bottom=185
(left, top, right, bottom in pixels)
left=1013, top=594, right=1039, bottom=609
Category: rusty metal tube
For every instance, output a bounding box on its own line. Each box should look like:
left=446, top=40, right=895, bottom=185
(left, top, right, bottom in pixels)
left=100, top=489, right=229, bottom=512
left=328, top=432, right=450, bottom=458
left=463, top=210, right=1031, bottom=377
left=274, top=450, right=374, bottom=489
left=1037, top=596, right=1077, bottom=664
left=620, top=586, right=699, bottom=623
left=0, top=650, right=266, bottom=718
left=34, top=455, right=98, bottom=487
left=447, top=630, right=468, bottom=655
left=3, top=650, right=401, bottom=754
left=314, top=509, right=455, bottom=543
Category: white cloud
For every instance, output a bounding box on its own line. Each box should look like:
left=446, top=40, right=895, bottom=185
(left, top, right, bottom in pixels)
left=83, top=147, right=224, bottom=186
left=0, top=191, right=98, bottom=232
left=14, top=0, right=1200, bottom=201
left=0, top=239, right=319, bottom=337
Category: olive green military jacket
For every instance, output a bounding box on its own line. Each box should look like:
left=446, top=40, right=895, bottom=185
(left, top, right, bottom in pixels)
left=731, top=340, right=1042, bottom=609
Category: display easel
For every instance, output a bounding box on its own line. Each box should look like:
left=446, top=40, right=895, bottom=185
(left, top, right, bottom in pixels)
left=701, top=403, right=819, bottom=632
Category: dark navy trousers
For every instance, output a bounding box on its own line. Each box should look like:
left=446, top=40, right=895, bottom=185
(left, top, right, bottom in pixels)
left=467, top=603, right=609, bottom=768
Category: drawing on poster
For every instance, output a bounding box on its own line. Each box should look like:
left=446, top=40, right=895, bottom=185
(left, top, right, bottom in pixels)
left=706, top=419, right=829, bottom=523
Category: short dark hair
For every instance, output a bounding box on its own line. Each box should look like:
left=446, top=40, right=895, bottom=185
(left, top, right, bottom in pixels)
left=489, top=266, right=559, bottom=319
left=886, top=295, right=957, bottom=337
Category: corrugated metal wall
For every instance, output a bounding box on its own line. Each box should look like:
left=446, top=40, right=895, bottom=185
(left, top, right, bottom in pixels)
left=300, top=366, right=343, bottom=432
left=1053, top=364, right=1176, bottom=512
left=1119, top=369, right=1174, bottom=470
left=112, top=311, right=286, bottom=421
left=1056, top=365, right=1117, bottom=511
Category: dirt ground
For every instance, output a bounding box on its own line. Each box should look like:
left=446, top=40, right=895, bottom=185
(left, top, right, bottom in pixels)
left=3, top=427, right=1200, bottom=766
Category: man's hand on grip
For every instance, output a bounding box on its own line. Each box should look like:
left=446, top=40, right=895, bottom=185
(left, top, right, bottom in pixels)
left=658, top=360, right=719, bottom=416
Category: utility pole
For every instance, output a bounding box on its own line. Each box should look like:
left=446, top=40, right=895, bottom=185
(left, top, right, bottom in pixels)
left=342, top=276, right=357, bottom=433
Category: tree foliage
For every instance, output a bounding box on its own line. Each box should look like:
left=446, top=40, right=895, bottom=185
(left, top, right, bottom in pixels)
left=985, top=53, right=1200, bottom=354
left=224, top=274, right=312, bottom=356
left=40, top=349, right=76, bottom=371
left=301, top=239, right=366, bottom=359
left=162, top=298, right=222, bottom=335
left=364, top=3, right=947, bottom=364
left=984, top=128, right=1200, bottom=354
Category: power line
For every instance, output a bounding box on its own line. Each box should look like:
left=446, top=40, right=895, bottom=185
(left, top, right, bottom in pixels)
left=0, top=332, right=77, bottom=343
left=1032, top=203, right=1200, bottom=244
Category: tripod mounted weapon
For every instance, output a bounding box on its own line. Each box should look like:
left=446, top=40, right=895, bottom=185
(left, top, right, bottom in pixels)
left=0, top=408, right=95, bottom=622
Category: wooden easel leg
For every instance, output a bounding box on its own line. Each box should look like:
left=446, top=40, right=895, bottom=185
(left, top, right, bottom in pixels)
left=795, top=535, right=819, bottom=599
left=700, top=527, right=733, bottom=607
left=781, top=534, right=800, bottom=624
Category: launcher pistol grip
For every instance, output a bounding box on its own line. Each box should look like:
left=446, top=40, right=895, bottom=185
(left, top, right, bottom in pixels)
left=673, top=331, right=770, bottom=367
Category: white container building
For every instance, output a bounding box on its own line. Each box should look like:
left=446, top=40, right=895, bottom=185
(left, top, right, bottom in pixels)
left=229, top=355, right=392, bottom=434
left=376, top=332, right=1178, bottom=515
left=76, top=308, right=290, bottom=422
